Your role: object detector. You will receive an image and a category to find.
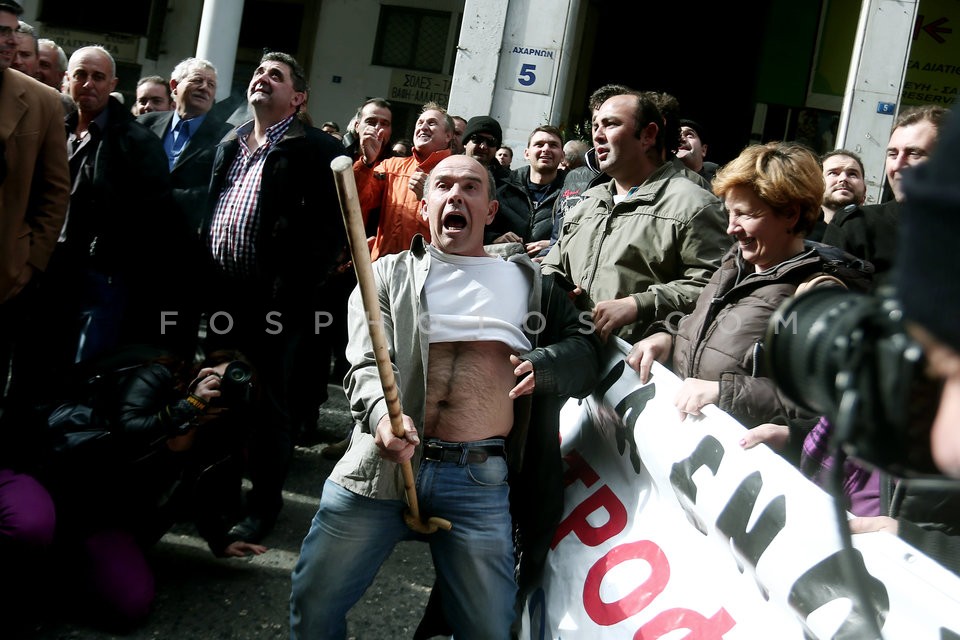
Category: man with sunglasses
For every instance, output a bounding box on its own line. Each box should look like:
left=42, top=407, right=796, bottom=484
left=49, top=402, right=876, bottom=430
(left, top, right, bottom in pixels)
left=463, top=114, right=511, bottom=188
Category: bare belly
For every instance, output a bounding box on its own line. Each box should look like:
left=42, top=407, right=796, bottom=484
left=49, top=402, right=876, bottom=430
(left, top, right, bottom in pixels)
left=423, top=341, right=518, bottom=441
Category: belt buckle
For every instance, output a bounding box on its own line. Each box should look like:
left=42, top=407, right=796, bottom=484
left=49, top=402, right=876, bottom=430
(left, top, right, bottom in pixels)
left=423, top=442, right=443, bottom=461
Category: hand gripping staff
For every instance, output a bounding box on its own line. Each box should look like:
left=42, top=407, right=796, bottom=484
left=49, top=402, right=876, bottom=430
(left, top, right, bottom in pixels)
left=329, top=155, right=452, bottom=534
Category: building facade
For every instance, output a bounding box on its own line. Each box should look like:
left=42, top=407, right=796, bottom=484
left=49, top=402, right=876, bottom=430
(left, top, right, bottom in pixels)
left=17, top=0, right=958, bottom=201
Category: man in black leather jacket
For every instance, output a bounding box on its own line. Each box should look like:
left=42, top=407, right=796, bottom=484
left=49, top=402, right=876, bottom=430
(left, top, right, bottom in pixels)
left=11, top=46, right=175, bottom=410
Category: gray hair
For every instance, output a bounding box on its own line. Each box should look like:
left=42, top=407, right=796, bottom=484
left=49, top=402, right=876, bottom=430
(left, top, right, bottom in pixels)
left=16, top=20, right=36, bottom=36
left=421, top=101, right=454, bottom=133
left=16, top=20, right=38, bottom=54
left=171, top=57, right=217, bottom=84
left=38, top=38, right=67, bottom=73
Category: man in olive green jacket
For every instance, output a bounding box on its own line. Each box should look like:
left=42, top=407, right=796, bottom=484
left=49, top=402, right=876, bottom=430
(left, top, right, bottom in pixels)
left=541, top=86, right=728, bottom=344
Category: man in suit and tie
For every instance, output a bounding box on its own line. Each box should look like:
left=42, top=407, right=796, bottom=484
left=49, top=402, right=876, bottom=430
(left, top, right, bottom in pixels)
left=0, top=0, right=70, bottom=406
left=139, top=57, right=232, bottom=231
left=139, top=57, right=232, bottom=357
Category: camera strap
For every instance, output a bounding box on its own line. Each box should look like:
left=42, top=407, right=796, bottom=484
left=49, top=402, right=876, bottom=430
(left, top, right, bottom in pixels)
left=796, top=273, right=847, bottom=296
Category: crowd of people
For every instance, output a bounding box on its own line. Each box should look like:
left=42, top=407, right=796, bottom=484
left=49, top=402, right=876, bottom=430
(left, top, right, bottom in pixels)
left=2, top=0, right=959, bottom=635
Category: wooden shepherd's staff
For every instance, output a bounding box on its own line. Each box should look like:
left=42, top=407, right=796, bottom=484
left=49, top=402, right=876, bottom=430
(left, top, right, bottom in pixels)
left=329, top=155, right=452, bottom=534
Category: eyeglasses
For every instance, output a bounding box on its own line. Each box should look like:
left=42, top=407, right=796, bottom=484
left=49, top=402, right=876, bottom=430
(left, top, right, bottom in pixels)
left=468, top=133, right=500, bottom=148
left=0, top=26, right=15, bottom=38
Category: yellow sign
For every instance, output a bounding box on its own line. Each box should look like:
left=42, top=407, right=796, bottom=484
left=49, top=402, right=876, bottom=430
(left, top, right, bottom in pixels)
left=41, top=26, right=140, bottom=64
left=903, top=0, right=960, bottom=107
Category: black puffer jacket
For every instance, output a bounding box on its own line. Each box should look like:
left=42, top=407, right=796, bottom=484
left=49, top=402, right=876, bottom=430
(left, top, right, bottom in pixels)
left=536, top=148, right=610, bottom=258
left=487, top=166, right=566, bottom=244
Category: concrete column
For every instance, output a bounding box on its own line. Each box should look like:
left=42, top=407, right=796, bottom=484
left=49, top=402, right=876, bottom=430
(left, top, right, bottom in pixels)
left=447, top=0, right=509, bottom=118
left=196, top=0, right=245, bottom=101
left=548, top=0, right=585, bottom=128
left=837, top=0, right=919, bottom=203
left=449, top=0, right=585, bottom=163
left=495, top=0, right=581, bottom=160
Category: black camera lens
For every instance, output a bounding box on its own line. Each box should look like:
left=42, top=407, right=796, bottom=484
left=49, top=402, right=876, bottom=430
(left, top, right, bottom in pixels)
left=213, top=361, right=254, bottom=408
left=765, top=288, right=933, bottom=473
left=765, top=289, right=880, bottom=416
left=223, top=361, right=253, bottom=385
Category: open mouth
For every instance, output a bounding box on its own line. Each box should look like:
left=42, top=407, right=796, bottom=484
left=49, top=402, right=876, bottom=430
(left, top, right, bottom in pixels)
left=442, top=212, right=467, bottom=230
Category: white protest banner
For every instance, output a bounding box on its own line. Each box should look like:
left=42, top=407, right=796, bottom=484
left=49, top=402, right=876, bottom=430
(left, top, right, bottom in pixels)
left=522, top=339, right=960, bottom=639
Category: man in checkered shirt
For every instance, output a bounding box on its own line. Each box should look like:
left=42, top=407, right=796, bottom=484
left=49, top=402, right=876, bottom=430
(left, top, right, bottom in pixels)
left=202, top=51, right=347, bottom=544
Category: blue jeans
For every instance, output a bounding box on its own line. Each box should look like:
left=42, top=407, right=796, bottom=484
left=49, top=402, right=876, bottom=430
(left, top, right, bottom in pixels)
left=75, top=269, right=128, bottom=363
left=290, top=439, right=516, bottom=639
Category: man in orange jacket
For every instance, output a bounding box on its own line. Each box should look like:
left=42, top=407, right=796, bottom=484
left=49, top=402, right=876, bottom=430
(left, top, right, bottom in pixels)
left=353, top=101, right=453, bottom=261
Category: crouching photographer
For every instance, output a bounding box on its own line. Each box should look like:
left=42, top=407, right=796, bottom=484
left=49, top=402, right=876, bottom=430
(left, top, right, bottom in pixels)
left=32, top=347, right=265, bottom=630
left=763, top=111, right=960, bottom=581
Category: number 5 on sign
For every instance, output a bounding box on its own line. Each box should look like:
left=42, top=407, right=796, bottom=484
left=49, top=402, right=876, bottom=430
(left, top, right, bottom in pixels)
left=506, top=46, right=555, bottom=95
left=518, top=63, right=537, bottom=86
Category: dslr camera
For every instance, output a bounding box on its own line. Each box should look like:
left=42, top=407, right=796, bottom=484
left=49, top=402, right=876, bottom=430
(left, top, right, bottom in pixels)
left=764, top=287, right=938, bottom=475
left=212, top=360, right=255, bottom=408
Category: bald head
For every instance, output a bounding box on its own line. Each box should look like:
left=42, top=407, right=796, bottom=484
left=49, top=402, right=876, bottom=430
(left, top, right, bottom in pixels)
left=67, top=46, right=118, bottom=117
left=421, top=155, right=498, bottom=256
